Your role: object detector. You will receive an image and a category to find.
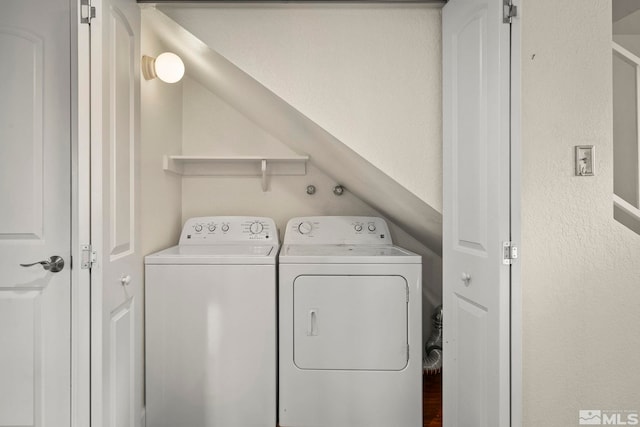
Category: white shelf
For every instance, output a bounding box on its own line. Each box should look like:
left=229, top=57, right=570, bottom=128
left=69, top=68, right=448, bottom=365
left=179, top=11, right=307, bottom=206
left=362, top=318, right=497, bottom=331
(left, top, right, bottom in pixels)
left=163, top=155, right=309, bottom=191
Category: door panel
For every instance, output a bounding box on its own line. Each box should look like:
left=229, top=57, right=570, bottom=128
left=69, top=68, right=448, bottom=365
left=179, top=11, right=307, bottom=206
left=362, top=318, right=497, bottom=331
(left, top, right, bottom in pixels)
left=110, top=8, right=135, bottom=258
left=0, top=29, right=43, bottom=239
left=454, top=12, right=488, bottom=254
left=111, top=299, right=135, bottom=427
left=293, top=275, right=408, bottom=371
left=0, top=1, right=71, bottom=426
left=453, top=294, right=489, bottom=427
left=91, top=0, right=142, bottom=426
left=443, top=0, right=511, bottom=426
left=0, top=291, right=40, bottom=426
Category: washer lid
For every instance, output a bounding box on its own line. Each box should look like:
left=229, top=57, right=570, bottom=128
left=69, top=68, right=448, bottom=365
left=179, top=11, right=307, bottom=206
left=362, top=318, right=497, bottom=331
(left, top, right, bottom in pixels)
left=279, top=244, right=420, bottom=264
left=144, top=244, right=278, bottom=265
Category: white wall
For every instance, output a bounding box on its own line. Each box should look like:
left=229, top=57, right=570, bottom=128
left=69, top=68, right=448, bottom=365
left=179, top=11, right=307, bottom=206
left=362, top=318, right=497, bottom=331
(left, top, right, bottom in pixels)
left=613, top=8, right=640, bottom=35
left=160, top=4, right=443, bottom=213
left=521, top=1, right=640, bottom=425
left=612, top=40, right=639, bottom=208
left=614, top=35, right=640, bottom=56
left=140, top=16, right=184, bottom=415
left=180, top=76, right=442, bottom=342
left=612, top=33, right=640, bottom=234
left=140, top=13, right=183, bottom=257
left=182, top=76, right=298, bottom=158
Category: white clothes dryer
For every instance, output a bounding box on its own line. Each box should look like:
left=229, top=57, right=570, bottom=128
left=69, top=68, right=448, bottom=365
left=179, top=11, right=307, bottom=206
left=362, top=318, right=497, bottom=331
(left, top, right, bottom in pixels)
left=278, top=216, right=422, bottom=427
left=145, top=216, right=278, bottom=427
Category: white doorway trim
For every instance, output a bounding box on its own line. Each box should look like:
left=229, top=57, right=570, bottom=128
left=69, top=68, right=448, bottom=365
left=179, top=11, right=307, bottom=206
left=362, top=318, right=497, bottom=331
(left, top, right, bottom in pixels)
left=71, top=0, right=92, bottom=425
left=510, top=0, right=523, bottom=425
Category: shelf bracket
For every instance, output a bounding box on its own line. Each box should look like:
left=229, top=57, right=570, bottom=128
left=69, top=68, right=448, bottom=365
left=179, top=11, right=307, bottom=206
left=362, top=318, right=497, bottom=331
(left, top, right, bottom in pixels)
left=261, top=159, right=268, bottom=192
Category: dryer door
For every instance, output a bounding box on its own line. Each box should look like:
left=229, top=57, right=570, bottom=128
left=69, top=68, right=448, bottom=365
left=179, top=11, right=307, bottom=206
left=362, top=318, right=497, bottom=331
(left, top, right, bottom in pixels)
left=293, top=275, right=408, bottom=371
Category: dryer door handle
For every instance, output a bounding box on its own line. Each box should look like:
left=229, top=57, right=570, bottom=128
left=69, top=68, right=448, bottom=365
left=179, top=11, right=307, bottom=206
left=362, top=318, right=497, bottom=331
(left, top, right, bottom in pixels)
left=308, top=309, right=319, bottom=336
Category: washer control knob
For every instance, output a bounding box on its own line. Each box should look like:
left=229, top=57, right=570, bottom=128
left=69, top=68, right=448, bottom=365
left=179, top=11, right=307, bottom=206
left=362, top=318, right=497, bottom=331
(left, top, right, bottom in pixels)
left=298, top=221, right=313, bottom=234
left=250, top=222, right=264, bottom=234
left=368, top=224, right=376, bottom=232
left=194, top=224, right=203, bottom=232
left=354, top=224, right=363, bottom=232
left=208, top=224, right=216, bottom=232
left=221, top=224, right=230, bottom=232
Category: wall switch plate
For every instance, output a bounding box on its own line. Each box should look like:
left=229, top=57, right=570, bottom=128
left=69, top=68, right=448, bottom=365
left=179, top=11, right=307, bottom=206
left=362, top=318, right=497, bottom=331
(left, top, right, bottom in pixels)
left=575, top=145, right=594, bottom=176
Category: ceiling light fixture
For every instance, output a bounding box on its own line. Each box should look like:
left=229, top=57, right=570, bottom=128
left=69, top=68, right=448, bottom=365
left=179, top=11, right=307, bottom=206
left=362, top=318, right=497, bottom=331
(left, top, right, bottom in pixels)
left=141, top=52, right=185, bottom=83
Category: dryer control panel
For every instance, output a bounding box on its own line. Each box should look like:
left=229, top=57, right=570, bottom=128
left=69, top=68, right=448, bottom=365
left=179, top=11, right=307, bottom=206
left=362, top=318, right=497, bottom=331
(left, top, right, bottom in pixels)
left=179, top=216, right=278, bottom=245
left=284, top=216, right=392, bottom=245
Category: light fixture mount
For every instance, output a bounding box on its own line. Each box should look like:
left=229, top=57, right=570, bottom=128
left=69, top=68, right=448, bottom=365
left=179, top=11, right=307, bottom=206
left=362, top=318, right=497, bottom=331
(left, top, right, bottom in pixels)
left=141, top=55, right=157, bottom=80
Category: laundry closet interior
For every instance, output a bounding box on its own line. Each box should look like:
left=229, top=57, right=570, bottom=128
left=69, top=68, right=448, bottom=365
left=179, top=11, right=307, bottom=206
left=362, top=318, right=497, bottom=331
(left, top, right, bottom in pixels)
left=136, top=2, right=444, bottom=426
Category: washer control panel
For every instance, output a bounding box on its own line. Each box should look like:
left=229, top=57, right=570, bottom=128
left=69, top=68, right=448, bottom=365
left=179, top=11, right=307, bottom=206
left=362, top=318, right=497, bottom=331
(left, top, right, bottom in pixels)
left=284, top=216, right=392, bottom=245
left=179, top=216, right=278, bottom=245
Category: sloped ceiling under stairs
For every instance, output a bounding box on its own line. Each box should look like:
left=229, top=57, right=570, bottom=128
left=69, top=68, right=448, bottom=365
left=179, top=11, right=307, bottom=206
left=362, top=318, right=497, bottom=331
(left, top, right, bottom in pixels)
left=143, top=7, right=443, bottom=253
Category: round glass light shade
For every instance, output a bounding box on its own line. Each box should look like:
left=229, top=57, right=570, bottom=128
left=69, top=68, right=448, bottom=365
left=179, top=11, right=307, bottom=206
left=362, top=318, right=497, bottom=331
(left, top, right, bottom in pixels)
left=154, top=52, right=184, bottom=83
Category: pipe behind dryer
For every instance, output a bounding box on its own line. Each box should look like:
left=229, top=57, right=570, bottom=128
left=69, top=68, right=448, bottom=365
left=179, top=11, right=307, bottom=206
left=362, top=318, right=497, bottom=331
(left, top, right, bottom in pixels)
left=423, top=305, right=443, bottom=375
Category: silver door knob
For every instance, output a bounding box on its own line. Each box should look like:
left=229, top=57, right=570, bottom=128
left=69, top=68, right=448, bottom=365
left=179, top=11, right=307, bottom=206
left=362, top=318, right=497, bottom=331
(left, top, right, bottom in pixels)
left=20, top=255, right=65, bottom=273
left=120, top=275, right=131, bottom=286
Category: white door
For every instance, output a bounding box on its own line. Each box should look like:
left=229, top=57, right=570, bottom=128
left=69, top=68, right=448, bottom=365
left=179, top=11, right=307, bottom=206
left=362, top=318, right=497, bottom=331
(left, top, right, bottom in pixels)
left=442, top=0, right=512, bottom=426
left=89, top=0, right=143, bottom=426
left=0, top=0, right=72, bottom=426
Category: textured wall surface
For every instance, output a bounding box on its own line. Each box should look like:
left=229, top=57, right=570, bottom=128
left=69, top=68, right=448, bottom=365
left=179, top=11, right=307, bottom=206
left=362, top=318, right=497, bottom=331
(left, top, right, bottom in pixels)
left=521, top=1, right=640, bottom=425
left=161, top=4, right=443, bottom=213
left=180, top=77, right=442, bottom=341
left=140, top=13, right=184, bottom=256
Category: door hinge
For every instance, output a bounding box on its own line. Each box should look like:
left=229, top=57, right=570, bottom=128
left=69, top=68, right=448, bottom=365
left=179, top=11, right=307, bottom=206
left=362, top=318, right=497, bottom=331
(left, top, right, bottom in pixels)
left=502, top=241, right=518, bottom=265
left=80, top=0, right=96, bottom=24
left=81, top=244, right=97, bottom=269
left=503, top=0, right=517, bottom=24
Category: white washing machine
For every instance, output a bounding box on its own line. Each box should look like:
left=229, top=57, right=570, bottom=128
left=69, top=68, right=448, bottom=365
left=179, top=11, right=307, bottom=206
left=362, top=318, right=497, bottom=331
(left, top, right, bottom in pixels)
left=278, top=216, right=422, bottom=427
left=145, top=216, right=278, bottom=427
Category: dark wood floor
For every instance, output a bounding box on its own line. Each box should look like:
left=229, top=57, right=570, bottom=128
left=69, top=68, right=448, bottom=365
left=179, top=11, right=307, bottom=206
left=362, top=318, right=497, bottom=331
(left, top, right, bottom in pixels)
left=423, top=373, right=442, bottom=427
